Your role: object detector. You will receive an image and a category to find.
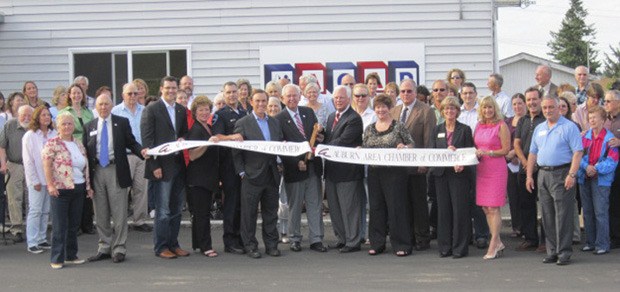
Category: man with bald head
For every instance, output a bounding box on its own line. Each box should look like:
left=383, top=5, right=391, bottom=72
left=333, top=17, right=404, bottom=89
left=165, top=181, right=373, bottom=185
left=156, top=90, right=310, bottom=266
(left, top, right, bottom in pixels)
left=180, top=76, right=195, bottom=108
left=0, top=105, right=33, bottom=242
left=112, top=83, right=151, bottom=232
left=84, top=94, right=144, bottom=263
left=534, top=65, right=558, bottom=98
left=574, top=66, right=589, bottom=105
left=340, top=74, right=356, bottom=90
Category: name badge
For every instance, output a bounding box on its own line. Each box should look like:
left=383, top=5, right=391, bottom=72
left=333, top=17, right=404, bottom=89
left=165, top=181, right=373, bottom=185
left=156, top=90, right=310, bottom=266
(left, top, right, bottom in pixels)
left=89, top=130, right=97, bottom=137
left=437, top=133, right=446, bottom=138
left=537, top=130, right=547, bottom=137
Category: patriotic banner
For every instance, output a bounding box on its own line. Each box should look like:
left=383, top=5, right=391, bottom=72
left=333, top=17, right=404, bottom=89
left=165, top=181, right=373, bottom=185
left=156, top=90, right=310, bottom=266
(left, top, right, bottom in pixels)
left=315, top=145, right=479, bottom=167
left=146, top=140, right=312, bottom=157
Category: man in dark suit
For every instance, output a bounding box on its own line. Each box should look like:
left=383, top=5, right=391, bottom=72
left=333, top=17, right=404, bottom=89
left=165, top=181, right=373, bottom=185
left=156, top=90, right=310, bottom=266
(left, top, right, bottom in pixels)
left=390, top=78, right=437, bottom=251
left=275, top=84, right=326, bottom=253
left=216, top=81, right=247, bottom=254
left=233, top=89, right=283, bottom=259
left=535, top=65, right=558, bottom=98
left=140, top=76, right=189, bottom=259
left=324, top=85, right=365, bottom=253
left=83, top=93, right=144, bottom=263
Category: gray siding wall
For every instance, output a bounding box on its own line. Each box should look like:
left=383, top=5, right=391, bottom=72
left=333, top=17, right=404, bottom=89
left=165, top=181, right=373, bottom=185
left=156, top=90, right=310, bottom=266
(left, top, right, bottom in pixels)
left=0, top=0, right=494, bottom=100
left=500, top=61, right=576, bottom=98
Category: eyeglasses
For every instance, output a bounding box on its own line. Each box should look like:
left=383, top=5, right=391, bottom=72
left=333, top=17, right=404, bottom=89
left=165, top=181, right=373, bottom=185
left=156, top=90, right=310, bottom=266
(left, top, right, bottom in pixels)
left=126, top=92, right=138, bottom=96
left=354, top=94, right=368, bottom=98
left=433, top=88, right=446, bottom=92
left=343, top=83, right=355, bottom=86
left=604, top=100, right=616, bottom=104
left=400, top=89, right=413, bottom=94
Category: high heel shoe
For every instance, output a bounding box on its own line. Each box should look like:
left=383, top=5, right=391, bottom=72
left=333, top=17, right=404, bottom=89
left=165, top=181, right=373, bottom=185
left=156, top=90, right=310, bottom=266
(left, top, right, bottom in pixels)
left=483, top=243, right=505, bottom=260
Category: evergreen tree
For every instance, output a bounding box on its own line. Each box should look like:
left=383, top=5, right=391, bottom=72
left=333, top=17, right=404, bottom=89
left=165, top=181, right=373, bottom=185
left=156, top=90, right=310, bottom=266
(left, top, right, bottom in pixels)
left=603, top=43, right=620, bottom=78
left=547, top=0, right=599, bottom=73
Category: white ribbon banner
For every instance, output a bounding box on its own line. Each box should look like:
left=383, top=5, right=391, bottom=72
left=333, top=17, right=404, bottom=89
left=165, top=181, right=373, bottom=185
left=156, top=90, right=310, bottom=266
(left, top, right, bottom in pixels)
left=315, top=145, right=479, bottom=167
left=146, top=140, right=312, bottom=157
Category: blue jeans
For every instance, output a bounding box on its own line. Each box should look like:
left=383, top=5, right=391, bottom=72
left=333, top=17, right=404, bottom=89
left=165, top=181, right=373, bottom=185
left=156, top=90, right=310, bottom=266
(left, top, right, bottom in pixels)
left=50, top=184, right=85, bottom=264
left=26, top=185, right=51, bottom=248
left=152, top=173, right=185, bottom=254
left=580, top=179, right=610, bottom=251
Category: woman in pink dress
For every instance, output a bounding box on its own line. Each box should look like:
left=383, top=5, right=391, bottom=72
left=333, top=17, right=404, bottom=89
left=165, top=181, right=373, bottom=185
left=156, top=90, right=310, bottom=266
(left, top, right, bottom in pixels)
left=474, top=96, right=511, bottom=260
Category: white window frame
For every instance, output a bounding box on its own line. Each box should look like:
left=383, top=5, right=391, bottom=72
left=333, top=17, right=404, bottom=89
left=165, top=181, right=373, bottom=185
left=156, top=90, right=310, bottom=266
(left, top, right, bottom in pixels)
left=68, top=45, right=192, bottom=89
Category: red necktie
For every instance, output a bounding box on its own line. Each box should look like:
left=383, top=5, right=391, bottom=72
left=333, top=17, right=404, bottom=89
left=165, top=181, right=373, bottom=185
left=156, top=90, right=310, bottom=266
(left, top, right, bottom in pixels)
left=332, top=112, right=341, bottom=130
left=294, top=113, right=306, bottom=138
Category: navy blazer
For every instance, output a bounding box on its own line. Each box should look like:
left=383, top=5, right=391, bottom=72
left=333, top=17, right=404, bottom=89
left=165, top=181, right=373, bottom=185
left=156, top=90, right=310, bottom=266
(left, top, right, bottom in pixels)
left=140, top=99, right=188, bottom=181
left=324, top=106, right=364, bottom=183
left=275, top=106, right=323, bottom=183
left=429, top=121, right=474, bottom=177
left=83, top=114, right=143, bottom=189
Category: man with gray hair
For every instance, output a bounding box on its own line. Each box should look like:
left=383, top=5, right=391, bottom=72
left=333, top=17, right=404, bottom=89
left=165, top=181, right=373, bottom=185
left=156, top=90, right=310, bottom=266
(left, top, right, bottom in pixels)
left=526, top=95, right=582, bottom=265
left=74, top=76, right=96, bottom=110
left=112, top=83, right=152, bottom=232
left=488, top=73, right=514, bottom=118
left=534, top=65, right=558, bottom=98
left=0, top=105, right=34, bottom=242
left=603, top=90, right=620, bottom=248
left=324, top=85, right=365, bottom=253
left=275, top=84, right=326, bottom=252
left=574, top=66, right=589, bottom=105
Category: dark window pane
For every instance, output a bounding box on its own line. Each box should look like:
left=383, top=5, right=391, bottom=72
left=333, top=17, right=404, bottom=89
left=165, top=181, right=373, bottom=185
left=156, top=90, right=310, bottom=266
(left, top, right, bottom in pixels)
left=170, top=50, right=187, bottom=79
left=73, top=53, right=112, bottom=98
left=133, top=53, right=166, bottom=97
left=114, top=53, right=127, bottom=104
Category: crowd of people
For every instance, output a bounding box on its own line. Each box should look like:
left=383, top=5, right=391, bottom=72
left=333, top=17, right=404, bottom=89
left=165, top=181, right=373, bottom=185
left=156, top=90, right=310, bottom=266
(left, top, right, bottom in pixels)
left=0, top=64, right=619, bottom=269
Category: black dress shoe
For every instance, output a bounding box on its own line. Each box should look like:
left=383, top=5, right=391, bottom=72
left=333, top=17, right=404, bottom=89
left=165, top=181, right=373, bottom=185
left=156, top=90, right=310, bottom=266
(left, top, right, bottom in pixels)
left=556, top=257, right=571, bottom=265
left=266, top=249, right=281, bottom=257
left=132, top=224, right=153, bottom=232
left=339, top=246, right=361, bottom=253
left=452, top=253, right=466, bottom=259
left=310, top=242, right=328, bottom=252
left=475, top=238, right=488, bottom=249
left=88, top=252, right=112, bottom=262
left=328, top=242, right=345, bottom=249
left=247, top=250, right=262, bottom=259
left=112, top=253, right=125, bottom=263
left=414, top=242, right=430, bottom=251
left=290, top=242, right=302, bottom=252
left=83, top=227, right=96, bottom=235
left=224, top=246, right=246, bottom=255
left=439, top=251, right=453, bottom=258
left=542, top=255, right=559, bottom=264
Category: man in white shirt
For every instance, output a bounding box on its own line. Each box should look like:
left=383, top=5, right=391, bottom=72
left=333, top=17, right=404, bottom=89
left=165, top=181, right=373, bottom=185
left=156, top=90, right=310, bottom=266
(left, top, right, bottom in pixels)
left=488, top=74, right=514, bottom=118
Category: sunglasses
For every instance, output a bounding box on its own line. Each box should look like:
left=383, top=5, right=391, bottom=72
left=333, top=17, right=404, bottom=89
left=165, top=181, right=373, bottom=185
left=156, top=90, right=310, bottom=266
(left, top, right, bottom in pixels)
left=400, top=89, right=413, bottom=94
left=354, top=94, right=368, bottom=98
left=433, top=88, right=446, bottom=92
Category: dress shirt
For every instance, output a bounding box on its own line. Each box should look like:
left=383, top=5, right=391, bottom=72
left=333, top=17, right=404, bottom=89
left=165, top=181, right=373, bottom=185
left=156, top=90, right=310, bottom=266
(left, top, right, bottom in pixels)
left=458, top=103, right=479, bottom=133
left=253, top=112, right=271, bottom=141
left=494, top=91, right=514, bottom=118
left=112, top=102, right=144, bottom=144
left=97, top=116, right=114, bottom=162
left=163, top=97, right=176, bottom=130
left=530, top=116, right=583, bottom=166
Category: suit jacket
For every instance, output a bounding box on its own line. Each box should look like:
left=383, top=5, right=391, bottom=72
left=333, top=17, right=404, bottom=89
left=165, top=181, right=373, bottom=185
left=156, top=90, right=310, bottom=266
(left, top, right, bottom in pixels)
left=275, top=106, right=323, bottom=183
left=391, top=100, right=436, bottom=174
left=324, top=106, right=364, bottom=183
left=429, top=121, right=474, bottom=177
left=533, top=82, right=558, bottom=97
left=140, top=99, right=188, bottom=181
left=83, top=114, right=143, bottom=189
left=186, top=116, right=224, bottom=192
left=232, top=113, right=283, bottom=186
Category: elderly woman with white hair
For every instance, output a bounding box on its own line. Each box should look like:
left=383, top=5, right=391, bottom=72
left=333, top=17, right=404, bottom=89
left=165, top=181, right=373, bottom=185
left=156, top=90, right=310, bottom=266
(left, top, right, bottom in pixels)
left=299, top=82, right=332, bottom=128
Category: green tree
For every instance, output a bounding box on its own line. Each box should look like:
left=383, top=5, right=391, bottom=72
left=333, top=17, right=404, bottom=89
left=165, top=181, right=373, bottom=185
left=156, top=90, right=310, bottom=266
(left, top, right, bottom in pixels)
left=547, top=0, right=600, bottom=73
left=603, top=43, right=620, bottom=78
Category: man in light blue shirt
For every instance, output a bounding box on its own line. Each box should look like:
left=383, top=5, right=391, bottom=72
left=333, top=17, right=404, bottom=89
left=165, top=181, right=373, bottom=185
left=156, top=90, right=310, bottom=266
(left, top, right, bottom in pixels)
left=111, top=83, right=151, bottom=232
left=526, top=96, right=583, bottom=266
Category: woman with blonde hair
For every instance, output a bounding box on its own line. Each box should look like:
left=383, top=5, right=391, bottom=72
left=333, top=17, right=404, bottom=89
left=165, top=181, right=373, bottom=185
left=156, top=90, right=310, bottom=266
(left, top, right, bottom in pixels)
left=474, top=96, right=510, bottom=260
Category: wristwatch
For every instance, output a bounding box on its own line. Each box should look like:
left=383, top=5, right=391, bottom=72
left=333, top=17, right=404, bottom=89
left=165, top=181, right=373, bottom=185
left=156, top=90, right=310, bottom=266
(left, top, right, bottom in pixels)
left=568, top=172, right=576, bottom=178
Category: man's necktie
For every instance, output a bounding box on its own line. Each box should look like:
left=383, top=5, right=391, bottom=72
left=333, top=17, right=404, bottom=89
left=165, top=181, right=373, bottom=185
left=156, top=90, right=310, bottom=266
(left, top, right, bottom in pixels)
left=294, top=113, right=306, bottom=138
left=332, top=112, right=341, bottom=130
left=100, top=120, right=109, bottom=167
left=401, top=107, right=408, bottom=124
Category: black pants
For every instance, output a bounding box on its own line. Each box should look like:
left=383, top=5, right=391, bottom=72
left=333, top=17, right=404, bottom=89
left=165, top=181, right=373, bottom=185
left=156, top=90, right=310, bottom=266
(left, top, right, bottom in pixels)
left=507, top=170, right=522, bottom=232
left=188, top=186, right=214, bottom=252
left=427, top=173, right=438, bottom=230
left=518, top=172, right=545, bottom=245
left=435, top=171, right=471, bottom=256
left=367, top=167, right=412, bottom=252
left=80, top=196, right=94, bottom=232
left=240, top=176, right=279, bottom=252
left=609, top=164, right=620, bottom=246
left=221, top=162, right=243, bottom=248
left=407, top=174, right=429, bottom=245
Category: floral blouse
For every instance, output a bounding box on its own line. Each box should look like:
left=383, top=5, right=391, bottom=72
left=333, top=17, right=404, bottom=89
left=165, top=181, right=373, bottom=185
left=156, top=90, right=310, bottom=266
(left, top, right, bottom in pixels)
left=41, top=136, right=91, bottom=191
